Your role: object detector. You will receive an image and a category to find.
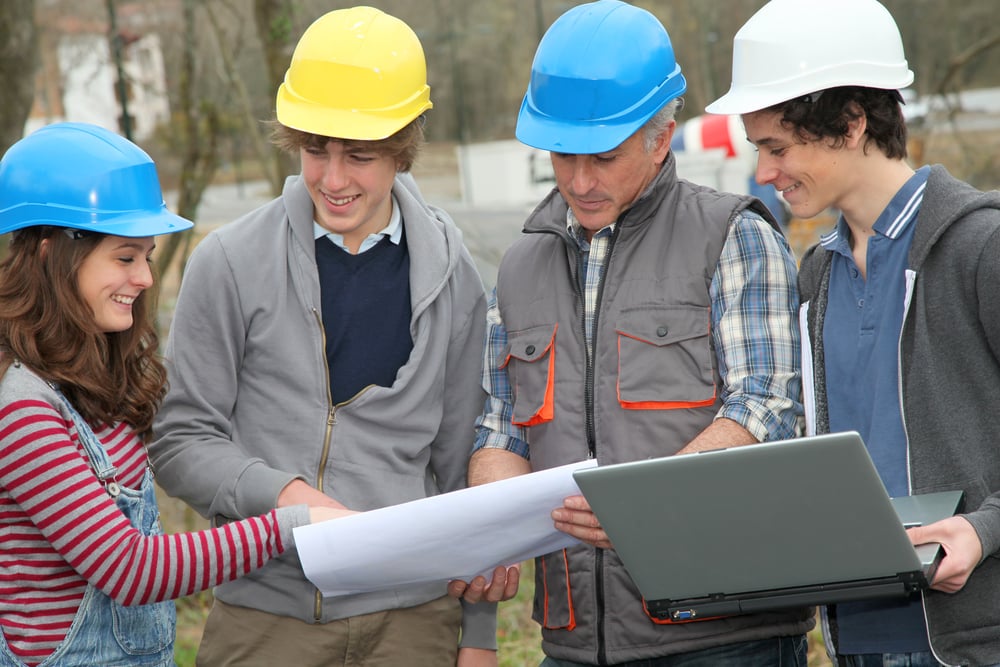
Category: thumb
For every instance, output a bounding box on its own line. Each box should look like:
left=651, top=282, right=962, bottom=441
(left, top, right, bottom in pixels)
left=906, top=524, right=933, bottom=546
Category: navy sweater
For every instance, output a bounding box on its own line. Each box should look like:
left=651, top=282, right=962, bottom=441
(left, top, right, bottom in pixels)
left=315, top=233, right=412, bottom=404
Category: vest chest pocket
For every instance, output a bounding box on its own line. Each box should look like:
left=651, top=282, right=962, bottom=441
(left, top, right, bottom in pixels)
left=502, top=324, right=558, bottom=426
left=615, top=306, right=716, bottom=409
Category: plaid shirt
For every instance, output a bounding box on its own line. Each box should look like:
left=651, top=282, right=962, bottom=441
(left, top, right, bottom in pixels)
left=473, top=209, right=801, bottom=459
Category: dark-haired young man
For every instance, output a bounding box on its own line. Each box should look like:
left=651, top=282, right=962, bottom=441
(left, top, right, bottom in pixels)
left=709, top=1, right=1000, bottom=665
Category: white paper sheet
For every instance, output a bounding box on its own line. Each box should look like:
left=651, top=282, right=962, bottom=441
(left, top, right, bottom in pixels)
left=294, top=459, right=596, bottom=597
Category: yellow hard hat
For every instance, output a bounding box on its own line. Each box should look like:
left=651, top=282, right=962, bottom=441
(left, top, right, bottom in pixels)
left=275, top=6, right=432, bottom=140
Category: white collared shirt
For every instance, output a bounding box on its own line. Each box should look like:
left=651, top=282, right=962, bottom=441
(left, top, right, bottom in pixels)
left=313, top=194, right=403, bottom=254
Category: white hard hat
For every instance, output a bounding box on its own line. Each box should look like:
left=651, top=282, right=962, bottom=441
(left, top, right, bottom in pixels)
left=706, top=0, right=914, bottom=115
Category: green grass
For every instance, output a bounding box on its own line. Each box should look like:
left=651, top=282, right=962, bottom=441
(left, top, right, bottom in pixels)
left=495, top=561, right=544, bottom=666
left=173, top=591, right=210, bottom=666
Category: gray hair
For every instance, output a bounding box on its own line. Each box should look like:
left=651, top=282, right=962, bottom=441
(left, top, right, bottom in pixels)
left=642, top=97, right=684, bottom=152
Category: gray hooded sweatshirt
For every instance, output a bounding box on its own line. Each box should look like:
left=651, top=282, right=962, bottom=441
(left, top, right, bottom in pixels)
left=799, top=165, right=1000, bottom=666
left=149, top=173, right=494, bottom=647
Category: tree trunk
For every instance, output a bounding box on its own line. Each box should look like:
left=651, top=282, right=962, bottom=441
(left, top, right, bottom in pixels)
left=0, top=0, right=38, bottom=155
left=154, top=0, right=220, bottom=289
left=204, top=3, right=281, bottom=197
left=253, top=0, right=299, bottom=192
left=0, top=0, right=37, bottom=259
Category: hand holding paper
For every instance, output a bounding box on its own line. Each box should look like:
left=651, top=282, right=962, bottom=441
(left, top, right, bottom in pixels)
left=294, top=459, right=596, bottom=597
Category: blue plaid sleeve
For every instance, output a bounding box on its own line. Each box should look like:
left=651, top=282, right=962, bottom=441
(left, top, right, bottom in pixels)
left=473, top=289, right=531, bottom=459
left=710, top=212, right=802, bottom=441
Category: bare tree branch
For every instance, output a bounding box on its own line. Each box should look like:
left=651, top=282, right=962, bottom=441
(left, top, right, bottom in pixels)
left=204, top=1, right=282, bottom=195
left=155, top=0, right=220, bottom=284
left=935, top=31, right=1000, bottom=100
left=253, top=0, right=298, bottom=192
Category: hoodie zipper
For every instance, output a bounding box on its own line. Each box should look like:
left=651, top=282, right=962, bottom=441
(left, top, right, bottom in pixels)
left=311, top=308, right=337, bottom=621
left=309, top=308, right=376, bottom=619
left=898, top=269, right=917, bottom=495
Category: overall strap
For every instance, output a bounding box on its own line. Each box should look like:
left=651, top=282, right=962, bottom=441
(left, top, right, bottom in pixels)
left=51, top=389, right=121, bottom=497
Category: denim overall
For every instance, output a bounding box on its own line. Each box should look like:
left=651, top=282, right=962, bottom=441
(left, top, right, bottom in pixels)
left=0, top=391, right=176, bottom=666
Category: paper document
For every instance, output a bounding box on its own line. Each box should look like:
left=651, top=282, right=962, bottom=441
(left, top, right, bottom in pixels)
left=294, top=459, right=596, bottom=597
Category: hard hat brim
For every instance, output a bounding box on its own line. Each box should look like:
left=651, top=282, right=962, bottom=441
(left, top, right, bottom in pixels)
left=706, top=66, right=914, bottom=117
left=0, top=203, right=193, bottom=237
left=517, top=94, right=684, bottom=155
left=276, top=83, right=432, bottom=141
left=705, top=87, right=789, bottom=116
left=516, top=105, right=636, bottom=155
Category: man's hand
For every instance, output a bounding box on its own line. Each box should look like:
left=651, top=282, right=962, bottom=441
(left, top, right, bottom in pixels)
left=448, top=564, right=521, bottom=603
left=551, top=495, right=612, bottom=549
left=278, top=479, right=348, bottom=510
left=457, top=647, right=497, bottom=667
left=908, top=515, right=983, bottom=593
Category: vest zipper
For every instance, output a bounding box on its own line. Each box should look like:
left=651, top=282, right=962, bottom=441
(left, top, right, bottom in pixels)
left=580, top=222, right=620, bottom=665
left=582, top=223, right=620, bottom=459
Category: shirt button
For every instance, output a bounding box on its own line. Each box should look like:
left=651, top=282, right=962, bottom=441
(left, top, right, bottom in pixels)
left=525, top=345, right=536, bottom=355
left=656, top=326, right=668, bottom=337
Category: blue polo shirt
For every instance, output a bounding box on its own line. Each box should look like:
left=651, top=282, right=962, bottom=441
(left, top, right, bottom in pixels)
left=822, top=166, right=930, bottom=654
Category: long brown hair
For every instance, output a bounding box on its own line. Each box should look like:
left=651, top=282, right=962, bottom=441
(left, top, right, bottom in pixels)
left=0, top=227, right=166, bottom=439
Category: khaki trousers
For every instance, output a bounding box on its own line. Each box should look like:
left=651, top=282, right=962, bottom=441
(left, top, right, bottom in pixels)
left=195, top=595, right=461, bottom=667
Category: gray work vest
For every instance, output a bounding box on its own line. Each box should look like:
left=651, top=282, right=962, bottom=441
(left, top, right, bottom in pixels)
left=495, top=155, right=813, bottom=663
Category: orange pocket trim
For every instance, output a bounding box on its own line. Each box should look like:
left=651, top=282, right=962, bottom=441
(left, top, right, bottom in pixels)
left=541, top=549, right=576, bottom=631
left=619, top=394, right=718, bottom=411
left=511, top=332, right=557, bottom=427
left=616, top=335, right=716, bottom=410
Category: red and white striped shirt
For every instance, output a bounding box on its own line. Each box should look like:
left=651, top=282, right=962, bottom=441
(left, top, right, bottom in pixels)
left=0, top=398, right=290, bottom=665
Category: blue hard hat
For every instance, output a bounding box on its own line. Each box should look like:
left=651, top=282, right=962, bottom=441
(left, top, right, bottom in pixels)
left=0, top=122, right=193, bottom=237
left=516, top=0, right=687, bottom=154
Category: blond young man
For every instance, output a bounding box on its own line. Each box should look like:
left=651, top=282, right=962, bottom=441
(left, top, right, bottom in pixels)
left=150, top=8, right=493, bottom=666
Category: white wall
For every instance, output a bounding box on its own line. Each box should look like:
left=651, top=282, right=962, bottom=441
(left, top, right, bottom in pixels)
left=456, top=139, right=753, bottom=208
left=25, top=32, right=170, bottom=141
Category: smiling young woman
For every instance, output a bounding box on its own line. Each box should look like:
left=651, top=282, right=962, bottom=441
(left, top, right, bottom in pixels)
left=0, top=122, right=350, bottom=666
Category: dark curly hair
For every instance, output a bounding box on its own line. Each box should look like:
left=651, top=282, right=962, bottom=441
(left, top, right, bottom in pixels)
left=0, top=227, right=166, bottom=439
left=767, top=86, right=908, bottom=159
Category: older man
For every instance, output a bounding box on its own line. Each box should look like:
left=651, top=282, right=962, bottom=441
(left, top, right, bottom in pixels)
left=452, top=1, right=810, bottom=665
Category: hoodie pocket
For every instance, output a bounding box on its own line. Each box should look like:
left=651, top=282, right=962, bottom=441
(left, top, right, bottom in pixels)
left=616, top=306, right=716, bottom=409
left=502, top=324, right=558, bottom=426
